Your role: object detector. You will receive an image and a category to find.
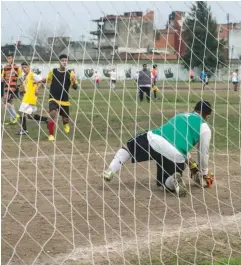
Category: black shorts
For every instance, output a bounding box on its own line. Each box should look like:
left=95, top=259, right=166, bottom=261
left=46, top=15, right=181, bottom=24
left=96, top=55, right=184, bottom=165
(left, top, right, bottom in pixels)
left=126, top=132, right=185, bottom=186
left=49, top=101, right=69, bottom=118
left=111, top=80, right=116, bottom=84
left=233, top=82, right=238, bottom=86
left=200, top=80, right=208, bottom=85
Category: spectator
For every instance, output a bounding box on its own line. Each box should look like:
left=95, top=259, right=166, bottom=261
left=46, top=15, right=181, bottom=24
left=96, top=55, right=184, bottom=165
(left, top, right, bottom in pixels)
left=94, top=71, right=101, bottom=89
left=232, top=69, right=239, bottom=91
left=137, top=64, right=152, bottom=103
left=110, top=69, right=117, bottom=90
left=200, top=70, right=207, bottom=89
left=189, top=70, right=194, bottom=82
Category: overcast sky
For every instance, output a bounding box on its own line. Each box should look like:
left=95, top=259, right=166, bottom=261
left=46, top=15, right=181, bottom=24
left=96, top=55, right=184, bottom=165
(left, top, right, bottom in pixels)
left=1, top=1, right=241, bottom=45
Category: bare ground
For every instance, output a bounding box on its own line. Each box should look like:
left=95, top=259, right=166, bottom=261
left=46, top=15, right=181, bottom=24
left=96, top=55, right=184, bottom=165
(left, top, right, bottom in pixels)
left=1, top=140, right=241, bottom=265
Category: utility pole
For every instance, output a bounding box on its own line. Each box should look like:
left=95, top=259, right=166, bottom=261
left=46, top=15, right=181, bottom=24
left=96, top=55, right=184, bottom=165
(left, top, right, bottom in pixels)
left=227, top=13, right=230, bottom=61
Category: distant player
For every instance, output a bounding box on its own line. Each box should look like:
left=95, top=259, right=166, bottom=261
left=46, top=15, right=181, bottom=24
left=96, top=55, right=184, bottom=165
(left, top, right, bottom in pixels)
left=102, top=101, right=213, bottom=197
left=134, top=71, right=139, bottom=83
left=138, top=64, right=152, bottom=103
left=1, top=65, right=4, bottom=98
left=17, top=62, right=48, bottom=135
left=232, top=69, right=238, bottom=91
left=94, top=71, right=101, bottom=89
left=1, top=53, right=22, bottom=124
left=110, top=69, right=117, bottom=90
left=151, top=65, right=158, bottom=99
left=38, top=54, right=78, bottom=141
left=200, top=70, right=207, bottom=89
left=189, top=70, right=194, bottom=82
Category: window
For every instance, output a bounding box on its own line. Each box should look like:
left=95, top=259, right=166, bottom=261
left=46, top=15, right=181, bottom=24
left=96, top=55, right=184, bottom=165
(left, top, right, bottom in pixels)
left=103, top=21, right=115, bottom=31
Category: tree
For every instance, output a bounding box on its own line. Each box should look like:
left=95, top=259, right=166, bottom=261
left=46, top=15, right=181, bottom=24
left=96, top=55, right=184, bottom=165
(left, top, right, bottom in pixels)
left=182, top=1, right=226, bottom=74
left=28, top=22, right=68, bottom=49
left=28, top=22, right=52, bottom=49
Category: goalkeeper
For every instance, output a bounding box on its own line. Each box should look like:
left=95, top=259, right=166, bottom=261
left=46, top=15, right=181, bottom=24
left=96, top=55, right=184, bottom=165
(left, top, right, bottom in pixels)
left=103, top=101, right=213, bottom=197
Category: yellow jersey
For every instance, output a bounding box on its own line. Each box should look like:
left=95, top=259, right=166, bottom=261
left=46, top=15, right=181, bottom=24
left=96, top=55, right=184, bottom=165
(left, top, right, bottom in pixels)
left=22, top=71, right=38, bottom=105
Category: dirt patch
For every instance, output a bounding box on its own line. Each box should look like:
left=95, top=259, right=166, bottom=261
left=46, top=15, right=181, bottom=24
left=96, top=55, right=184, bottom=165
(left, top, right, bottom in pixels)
left=1, top=142, right=241, bottom=265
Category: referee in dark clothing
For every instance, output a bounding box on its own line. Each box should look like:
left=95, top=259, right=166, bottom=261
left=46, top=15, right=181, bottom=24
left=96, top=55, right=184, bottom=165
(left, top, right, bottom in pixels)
left=137, top=64, right=152, bottom=103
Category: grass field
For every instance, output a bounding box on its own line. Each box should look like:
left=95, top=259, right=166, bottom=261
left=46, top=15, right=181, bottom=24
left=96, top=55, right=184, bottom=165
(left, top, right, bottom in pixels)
left=1, top=81, right=241, bottom=265
left=2, top=80, right=240, bottom=151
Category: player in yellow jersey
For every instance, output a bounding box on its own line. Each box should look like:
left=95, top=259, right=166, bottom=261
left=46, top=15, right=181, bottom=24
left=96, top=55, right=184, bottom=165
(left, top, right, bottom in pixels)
left=38, top=54, right=78, bottom=141
left=17, top=62, right=48, bottom=135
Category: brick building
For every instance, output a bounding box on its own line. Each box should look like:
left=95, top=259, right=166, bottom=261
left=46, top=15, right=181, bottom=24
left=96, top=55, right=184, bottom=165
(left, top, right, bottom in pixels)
left=90, top=11, right=154, bottom=61
left=154, top=11, right=185, bottom=60
left=122, top=11, right=186, bottom=62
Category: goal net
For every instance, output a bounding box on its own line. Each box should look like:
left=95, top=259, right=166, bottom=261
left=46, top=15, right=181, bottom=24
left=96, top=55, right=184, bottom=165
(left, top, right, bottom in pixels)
left=1, top=1, right=241, bottom=265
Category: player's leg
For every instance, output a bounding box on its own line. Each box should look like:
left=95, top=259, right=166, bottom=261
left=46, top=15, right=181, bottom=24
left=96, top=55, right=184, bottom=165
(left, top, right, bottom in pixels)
left=20, top=114, right=27, bottom=134
left=18, top=103, right=39, bottom=135
left=10, top=91, right=20, bottom=123
left=154, top=151, right=186, bottom=196
left=112, top=80, right=116, bottom=90
left=27, top=105, right=48, bottom=127
left=145, top=87, right=151, bottom=103
left=203, top=79, right=206, bottom=89
left=103, top=147, right=131, bottom=181
left=27, top=103, right=48, bottom=123
left=4, top=92, right=16, bottom=124
left=103, top=132, right=151, bottom=181
left=60, top=106, right=70, bottom=134
left=28, top=114, right=48, bottom=123
left=162, top=157, right=186, bottom=197
left=234, top=82, right=238, bottom=91
left=139, top=86, right=144, bottom=102
left=17, top=106, right=28, bottom=135
left=153, top=89, right=157, bottom=99
left=48, top=101, right=58, bottom=141
left=96, top=80, right=99, bottom=88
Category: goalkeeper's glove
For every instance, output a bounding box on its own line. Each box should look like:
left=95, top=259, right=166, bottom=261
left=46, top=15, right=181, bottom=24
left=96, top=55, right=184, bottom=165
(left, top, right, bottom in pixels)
left=189, top=160, right=199, bottom=177
left=203, top=172, right=214, bottom=188
left=189, top=161, right=214, bottom=188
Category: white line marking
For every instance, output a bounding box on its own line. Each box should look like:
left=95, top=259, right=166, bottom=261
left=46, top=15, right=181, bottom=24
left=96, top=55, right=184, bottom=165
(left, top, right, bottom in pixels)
left=53, top=213, right=241, bottom=263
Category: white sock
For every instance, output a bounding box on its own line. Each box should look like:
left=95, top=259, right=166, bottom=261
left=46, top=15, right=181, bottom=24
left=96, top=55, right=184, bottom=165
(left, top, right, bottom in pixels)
left=10, top=105, right=17, bottom=117
left=165, top=175, right=175, bottom=190
left=108, top=148, right=131, bottom=173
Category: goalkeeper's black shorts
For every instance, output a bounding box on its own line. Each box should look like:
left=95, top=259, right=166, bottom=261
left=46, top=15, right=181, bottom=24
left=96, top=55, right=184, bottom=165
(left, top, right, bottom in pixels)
left=126, top=132, right=185, bottom=185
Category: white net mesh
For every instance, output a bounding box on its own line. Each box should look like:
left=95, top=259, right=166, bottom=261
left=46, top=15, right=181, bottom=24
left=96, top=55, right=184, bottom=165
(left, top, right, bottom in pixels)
left=1, top=1, right=241, bottom=265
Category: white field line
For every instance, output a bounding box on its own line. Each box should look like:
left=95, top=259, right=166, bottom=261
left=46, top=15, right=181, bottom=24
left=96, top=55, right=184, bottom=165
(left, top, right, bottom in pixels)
left=53, top=212, right=241, bottom=263
left=1, top=151, right=239, bottom=163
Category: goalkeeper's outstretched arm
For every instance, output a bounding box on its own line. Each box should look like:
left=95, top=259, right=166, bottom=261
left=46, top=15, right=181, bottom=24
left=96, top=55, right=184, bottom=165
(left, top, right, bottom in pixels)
left=197, top=123, right=211, bottom=176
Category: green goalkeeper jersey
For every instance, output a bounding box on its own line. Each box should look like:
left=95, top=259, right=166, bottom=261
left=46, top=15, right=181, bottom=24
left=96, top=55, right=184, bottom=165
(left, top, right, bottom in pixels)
left=151, top=112, right=205, bottom=156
